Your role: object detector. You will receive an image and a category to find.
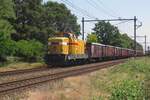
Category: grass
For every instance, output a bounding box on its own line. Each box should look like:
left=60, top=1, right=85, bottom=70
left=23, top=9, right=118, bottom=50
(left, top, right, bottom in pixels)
left=0, top=56, right=46, bottom=72
left=0, top=60, right=45, bottom=72
left=1, top=57, right=150, bottom=100
left=21, top=57, right=150, bottom=100
left=89, top=57, right=150, bottom=99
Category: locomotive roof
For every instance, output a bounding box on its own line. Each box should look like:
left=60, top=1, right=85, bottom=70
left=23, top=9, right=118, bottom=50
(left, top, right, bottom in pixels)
left=48, top=37, right=68, bottom=40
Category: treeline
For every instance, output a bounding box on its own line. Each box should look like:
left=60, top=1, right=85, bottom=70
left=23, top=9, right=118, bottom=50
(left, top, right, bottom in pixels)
left=87, top=21, right=143, bottom=50
left=0, top=0, right=79, bottom=62
left=0, top=0, right=143, bottom=62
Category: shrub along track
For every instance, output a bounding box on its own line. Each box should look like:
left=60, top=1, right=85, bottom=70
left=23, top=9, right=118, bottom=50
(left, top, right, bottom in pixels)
left=144, top=78, right=150, bottom=99
left=0, top=59, right=126, bottom=95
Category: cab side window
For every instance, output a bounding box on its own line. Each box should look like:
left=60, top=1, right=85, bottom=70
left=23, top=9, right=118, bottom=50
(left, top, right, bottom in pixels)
left=64, top=33, right=70, bottom=38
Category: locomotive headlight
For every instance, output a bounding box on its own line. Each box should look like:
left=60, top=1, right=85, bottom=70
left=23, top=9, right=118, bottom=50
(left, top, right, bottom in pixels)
left=48, top=42, right=51, bottom=45
left=61, top=42, right=68, bottom=45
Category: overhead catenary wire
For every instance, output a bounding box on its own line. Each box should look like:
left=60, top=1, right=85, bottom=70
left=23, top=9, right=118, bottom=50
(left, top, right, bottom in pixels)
left=60, top=0, right=90, bottom=18
left=114, top=20, right=131, bottom=26
left=60, top=0, right=97, bottom=19
left=86, top=0, right=105, bottom=18
left=57, top=0, right=141, bottom=52
left=86, top=0, right=118, bottom=18
left=96, top=0, right=121, bottom=17
left=66, top=0, right=98, bottom=19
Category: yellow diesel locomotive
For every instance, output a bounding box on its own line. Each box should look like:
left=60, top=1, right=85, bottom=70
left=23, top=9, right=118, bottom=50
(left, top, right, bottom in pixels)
left=45, top=32, right=88, bottom=65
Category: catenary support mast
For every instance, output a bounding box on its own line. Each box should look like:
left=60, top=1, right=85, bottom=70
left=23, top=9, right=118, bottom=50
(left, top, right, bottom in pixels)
left=82, top=16, right=141, bottom=55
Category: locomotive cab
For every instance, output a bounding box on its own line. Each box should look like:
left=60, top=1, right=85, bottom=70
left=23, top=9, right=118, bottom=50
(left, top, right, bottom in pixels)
left=45, top=32, right=87, bottom=65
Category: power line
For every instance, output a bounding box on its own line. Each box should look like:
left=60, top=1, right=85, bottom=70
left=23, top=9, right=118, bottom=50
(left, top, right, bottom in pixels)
left=82, top=17, right=140, bottom=56
left=61, top=0, right=90, bottom=18
left=86, top=0, right=105, bottom=18
left=114, top=20, right=131, bottom=26
left=60, top=0, right=97, bottom=19
left=96, top=0, right=121, bottom=17
left=87, top=0, right=117, bottom=18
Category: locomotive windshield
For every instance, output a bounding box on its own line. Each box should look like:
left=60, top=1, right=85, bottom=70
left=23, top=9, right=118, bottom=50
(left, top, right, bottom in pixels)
left=63, top=33, right=70, bottom=38
left=63, top=33, right=76, bottom=39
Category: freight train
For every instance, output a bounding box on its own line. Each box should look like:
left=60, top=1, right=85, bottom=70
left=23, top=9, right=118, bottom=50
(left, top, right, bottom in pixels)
left=45, top=32, right=143, bottom=65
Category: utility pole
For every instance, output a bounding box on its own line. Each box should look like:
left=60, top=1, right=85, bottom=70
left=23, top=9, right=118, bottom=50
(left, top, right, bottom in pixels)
left=82, top=18, right=135, bottom=41
left=82, top=17, right=84, bottom=40
left=148, top=46, right=150, bottom=54
left=81, top=17, right=140, bottom=55
left=134, top=16, right=137, bottom=56
left=145, top=35, right=147, bottom=54
left=130, top=35, right=146, bottom=54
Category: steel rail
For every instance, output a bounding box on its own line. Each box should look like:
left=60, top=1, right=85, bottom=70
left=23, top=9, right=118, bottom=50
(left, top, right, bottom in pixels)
left=0, top=67, right=49, bottom=77
left=0, top=59, right=125, bottom=95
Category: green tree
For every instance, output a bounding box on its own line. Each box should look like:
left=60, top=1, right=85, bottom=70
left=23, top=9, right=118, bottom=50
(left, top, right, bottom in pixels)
left=0, top=20, right=15, bottom=38
left=120, top=34, right=143, bottom=50
left=93, top=21, right=143, bottom=50
left=120, top=34, right=134, bottom=48
left=13, top=0, right=43, bottom=39
left=0, top=32, right=18, bottom=62
left=136, top=42, right=143, bottom=51
left=93, top=21, right=121, bottom=46
left=87, top=33, right=99, bottom=43
left=12, top=1, right=80, bottom=43
left=0, top=0, right=16, bottom=37
left=43, top=1, right=80, bottom=35
left=0, top=0, right=15, bottom=19
left=0, top=0, right=16, bottom=61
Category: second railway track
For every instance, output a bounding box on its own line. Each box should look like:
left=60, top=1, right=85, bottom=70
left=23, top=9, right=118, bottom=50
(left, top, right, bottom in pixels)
left=0, top=67, right=48, bottom=77
left=0, top=59, right=126, bottom=95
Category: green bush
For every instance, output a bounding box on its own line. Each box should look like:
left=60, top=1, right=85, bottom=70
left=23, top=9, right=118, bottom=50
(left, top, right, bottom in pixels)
left=110, top=80, right=144, bottom=100
left=0, top=36, right=17, bottom=61
left=16, top=40, right=44, bottom=61
left=0, top=32, right=44, bottom=62
left=0, top=39, right=16, bottom=56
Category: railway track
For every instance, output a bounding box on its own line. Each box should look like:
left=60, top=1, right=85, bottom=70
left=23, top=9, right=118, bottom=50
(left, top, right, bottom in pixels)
left=0, top=65, right=65, bottom=84
left=0, top=59, right=125, bottom=95
left=0, top=64, right=62, bottom=77
left=0, top=67, right=48, bottom=77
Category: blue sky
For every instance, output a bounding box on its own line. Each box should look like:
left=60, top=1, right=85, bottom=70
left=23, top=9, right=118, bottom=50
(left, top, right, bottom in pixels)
left=44, top=0, right=150, bottom=50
